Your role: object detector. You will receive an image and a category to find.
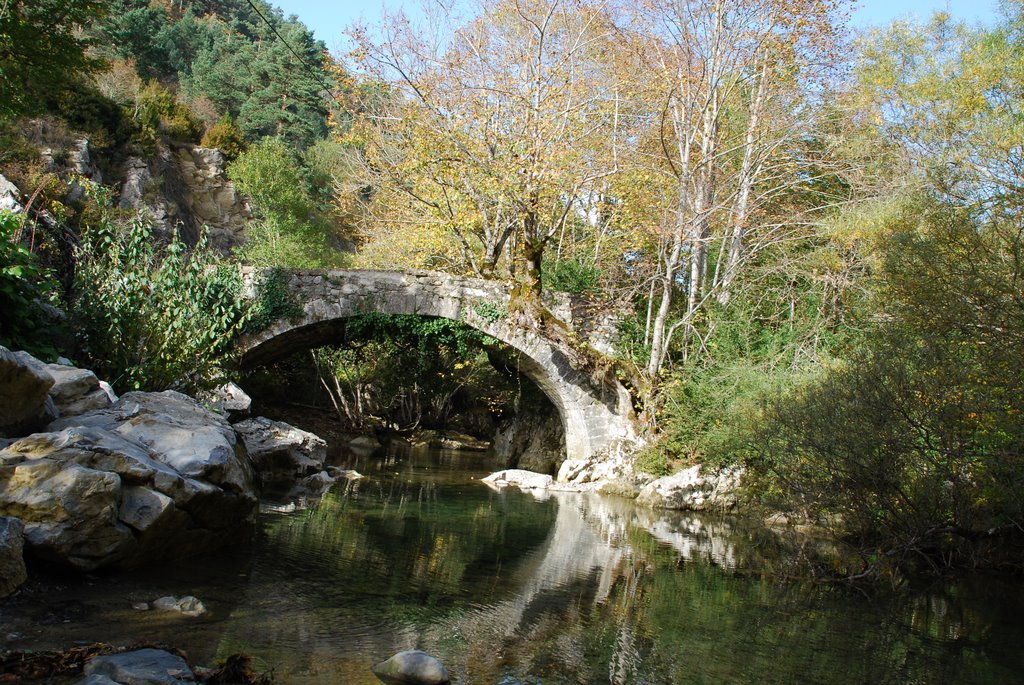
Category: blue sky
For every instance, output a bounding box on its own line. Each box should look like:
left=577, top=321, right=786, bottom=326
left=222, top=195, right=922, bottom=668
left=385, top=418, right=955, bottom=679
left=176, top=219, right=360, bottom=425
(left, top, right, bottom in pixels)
left=274, top=0, right=1003, bottom=50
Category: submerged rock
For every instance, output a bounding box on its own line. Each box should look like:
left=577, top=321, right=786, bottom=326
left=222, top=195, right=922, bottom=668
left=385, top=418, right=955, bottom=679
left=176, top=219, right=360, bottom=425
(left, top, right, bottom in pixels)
left=152, top=595, right=206, bottom=617
left=372, top=650, right=450, bottom=685
left=0, top=516, right=27, bottom=597
left=348, top=435, right=382, bottom=454
left=83, top=648, right=194, bottom=685
left=636, top=465, right=744, bottom=512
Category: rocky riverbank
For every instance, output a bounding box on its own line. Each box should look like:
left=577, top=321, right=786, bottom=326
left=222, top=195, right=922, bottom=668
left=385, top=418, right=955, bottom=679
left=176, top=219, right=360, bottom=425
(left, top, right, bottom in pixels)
left=0, top=347, right=348, bottom=598
left=484, top=451, right=745, bottom=512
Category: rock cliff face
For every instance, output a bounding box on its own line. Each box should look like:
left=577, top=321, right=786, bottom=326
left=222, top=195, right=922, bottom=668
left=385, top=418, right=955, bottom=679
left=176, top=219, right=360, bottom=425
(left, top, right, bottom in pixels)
left=118, top=144, right=251, bottom=252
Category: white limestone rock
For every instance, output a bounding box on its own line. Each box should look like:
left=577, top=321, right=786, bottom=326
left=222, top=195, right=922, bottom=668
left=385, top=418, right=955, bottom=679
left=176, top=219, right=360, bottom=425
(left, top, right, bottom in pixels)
left=51, top=391, right=256, bottom=496
left=636, top=465, right=744, bottom=512
left=482, top=469, right=554, bottom=490
left=0, top=392, right=258, bottom=570
left=152, top=595, right=206, bottom=617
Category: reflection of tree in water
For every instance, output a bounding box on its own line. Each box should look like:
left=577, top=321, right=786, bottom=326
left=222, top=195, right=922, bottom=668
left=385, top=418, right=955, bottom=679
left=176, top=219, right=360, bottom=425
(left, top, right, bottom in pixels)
left=214, top=476, right=1024, bottom=685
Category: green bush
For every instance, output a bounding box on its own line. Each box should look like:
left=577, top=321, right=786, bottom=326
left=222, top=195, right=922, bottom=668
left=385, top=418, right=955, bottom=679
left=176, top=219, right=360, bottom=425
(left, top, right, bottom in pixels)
left=201, top=113, right=247, bottom=160
left=744, top=205, right=1024, bottom=574
left=133, top=80, right=203, bottom=146
left=230, top=137, right=339, bottom=268
left=0, top=212, right=61, bottom=359
left=72, top=219, right=249, bottom=392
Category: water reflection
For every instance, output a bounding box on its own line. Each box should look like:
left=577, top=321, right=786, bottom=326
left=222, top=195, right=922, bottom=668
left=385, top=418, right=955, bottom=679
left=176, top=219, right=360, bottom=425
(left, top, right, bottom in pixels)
left=210, top=450, right=1023, bottom=685
left=2, top=445, right=1022, bottom=684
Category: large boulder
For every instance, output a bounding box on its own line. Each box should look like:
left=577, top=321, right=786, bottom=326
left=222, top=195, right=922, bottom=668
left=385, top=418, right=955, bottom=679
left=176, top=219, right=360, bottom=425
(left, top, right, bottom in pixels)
left=233, top=417, right=326, bottom=482
left=0, top=516, right=27, bottom=597
left=83, top=649, right=194, bottom=685
left=372, top=650, right=450, bottom=685
left=42, top=361, right=111, bottom=417
left=636, top=465, right=744, bottom=512
left=50, top=391, right=255, bottom=495
left=0, top=346, right=56, bottom=437
left=0, top=392, right=257, bottom=570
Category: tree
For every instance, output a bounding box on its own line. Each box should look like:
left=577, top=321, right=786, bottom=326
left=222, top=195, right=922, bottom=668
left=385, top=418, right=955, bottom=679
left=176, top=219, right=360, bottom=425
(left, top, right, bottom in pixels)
left=348, top=0, right=620, bottom=317
left=614, top=0, right=849, bottom=378
left=183, top=11, right=331, bottom=148
left=229, top=136, right=337, bottom=267
left=0, top=0, right=105, bottom=118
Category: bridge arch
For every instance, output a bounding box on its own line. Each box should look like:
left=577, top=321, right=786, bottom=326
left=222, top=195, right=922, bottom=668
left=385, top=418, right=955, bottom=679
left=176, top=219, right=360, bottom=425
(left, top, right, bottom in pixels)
left=236, top=268, right=635, bottom=465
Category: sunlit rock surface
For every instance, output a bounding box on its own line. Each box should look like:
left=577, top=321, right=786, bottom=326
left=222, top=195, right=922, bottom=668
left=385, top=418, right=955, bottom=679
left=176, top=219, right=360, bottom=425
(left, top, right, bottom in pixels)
left=637, top=464, right=744, bottom=511
left=0, top=380, right=257, bottom=570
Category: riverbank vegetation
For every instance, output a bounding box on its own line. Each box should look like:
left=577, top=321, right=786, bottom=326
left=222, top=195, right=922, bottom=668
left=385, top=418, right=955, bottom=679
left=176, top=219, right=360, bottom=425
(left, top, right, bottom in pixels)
left=0, top=0, right=1022, bottom=577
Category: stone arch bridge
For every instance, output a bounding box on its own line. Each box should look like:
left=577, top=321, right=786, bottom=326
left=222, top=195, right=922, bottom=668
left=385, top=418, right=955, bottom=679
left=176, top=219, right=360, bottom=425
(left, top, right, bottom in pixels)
left=236, top=268, right=636, bottom=463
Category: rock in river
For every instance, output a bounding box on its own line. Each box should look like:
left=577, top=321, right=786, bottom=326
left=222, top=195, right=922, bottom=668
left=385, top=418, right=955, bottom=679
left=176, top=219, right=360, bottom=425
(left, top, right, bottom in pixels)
left=636, top=464, right=744, bottom=512
left=372, top=650, right=450, bottom=685
left=0, top=389, right=257, bottom=570
left=233, top=416, right=327, bottom=482
left=82, top=648, right=194, bottom=685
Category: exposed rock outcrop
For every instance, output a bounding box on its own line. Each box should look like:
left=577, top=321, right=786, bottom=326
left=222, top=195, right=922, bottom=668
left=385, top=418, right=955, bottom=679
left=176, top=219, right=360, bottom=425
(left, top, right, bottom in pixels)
left=118, top=144, right=251, bottom=253
left=493, top=406, right=565, bottom=475
left=636, top=465, right=744, bottom=512
left=234, top=416, right=327, bottom=483
left=201, top=381, right=251, bottom=421
left=556, top=439, right=648, bottom=491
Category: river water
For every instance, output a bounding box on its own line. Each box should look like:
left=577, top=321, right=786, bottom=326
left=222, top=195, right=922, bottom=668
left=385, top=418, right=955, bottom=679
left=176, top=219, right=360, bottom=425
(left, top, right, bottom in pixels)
left=3, top=443, right=1024, bottom=684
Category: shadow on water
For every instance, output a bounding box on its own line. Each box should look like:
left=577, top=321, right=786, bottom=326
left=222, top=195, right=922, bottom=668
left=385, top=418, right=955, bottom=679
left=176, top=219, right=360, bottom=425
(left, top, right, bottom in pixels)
left=3, top=442, right=1024, bottom=684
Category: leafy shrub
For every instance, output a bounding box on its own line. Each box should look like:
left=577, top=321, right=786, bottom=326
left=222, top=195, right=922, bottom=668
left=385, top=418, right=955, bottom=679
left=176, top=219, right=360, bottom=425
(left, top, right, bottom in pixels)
left=0, top=212, right=61, bottom=359
left=133, top=80, right=203, bottom=146
left=72, top=219, right=248, bottom=392
left=230, top=137, right=339, bottom=268
left=201, top=113, right=247, bottom=160
left=245, top=267, right=303, bottom=333
left=744, top=206, right=1024, bottom=574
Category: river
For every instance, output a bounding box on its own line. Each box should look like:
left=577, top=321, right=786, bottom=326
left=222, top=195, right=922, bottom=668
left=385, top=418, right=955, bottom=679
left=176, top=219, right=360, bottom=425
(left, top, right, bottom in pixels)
left=2, top=442, right=1023, bottom=684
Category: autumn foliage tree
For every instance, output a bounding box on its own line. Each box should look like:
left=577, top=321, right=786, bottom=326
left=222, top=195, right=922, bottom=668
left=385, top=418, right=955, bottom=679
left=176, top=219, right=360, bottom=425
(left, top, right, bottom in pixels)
left=347, top=0, right=621, bottom=318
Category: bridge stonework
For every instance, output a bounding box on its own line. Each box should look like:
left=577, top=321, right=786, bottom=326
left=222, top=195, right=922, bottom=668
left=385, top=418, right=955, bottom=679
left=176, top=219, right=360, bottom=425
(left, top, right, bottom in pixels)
left=236, top=268, right=636, bottom=464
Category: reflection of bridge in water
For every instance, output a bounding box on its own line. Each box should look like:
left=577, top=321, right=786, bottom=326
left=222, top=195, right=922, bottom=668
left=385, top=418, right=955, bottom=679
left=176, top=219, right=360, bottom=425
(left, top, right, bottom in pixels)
left=421, top=490, right=741, bottom=681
